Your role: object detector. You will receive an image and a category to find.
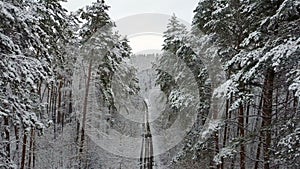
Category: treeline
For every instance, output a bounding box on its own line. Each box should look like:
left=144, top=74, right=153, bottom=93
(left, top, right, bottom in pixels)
left=155, top=1, right=299, bottom=169
left=0, top=0, right=138, bottom=168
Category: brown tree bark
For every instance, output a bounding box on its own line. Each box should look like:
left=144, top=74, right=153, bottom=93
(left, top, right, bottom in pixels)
left=79, top=61, right=93, bottom=166
left=20, top=132, right=27, bottom=169
left=261, top=68, right=275, bottom=169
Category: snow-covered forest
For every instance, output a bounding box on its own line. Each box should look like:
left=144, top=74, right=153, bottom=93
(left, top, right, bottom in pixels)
left=0, top=0, right=299, bottom=169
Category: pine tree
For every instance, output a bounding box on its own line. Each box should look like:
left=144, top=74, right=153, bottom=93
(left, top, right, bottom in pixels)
left=0, top=0, right=53, bottom=167
left=191, top=0, right=300, bottom=168
left=155, top=15, right=212, bottom=168
left=75, top=1, right=140, bottom=167
left=0, top=0, right=78, bottom=168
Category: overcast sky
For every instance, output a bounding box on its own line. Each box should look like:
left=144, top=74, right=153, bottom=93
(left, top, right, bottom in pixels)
left=61, top=0, right=198, bottom=23
left=61, top=0, right=199, bottom=53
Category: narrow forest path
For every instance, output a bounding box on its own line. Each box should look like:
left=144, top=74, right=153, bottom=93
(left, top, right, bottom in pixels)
left=139, top=104, right=154, bottom=169
left=133, top=54, right=158, bottom=168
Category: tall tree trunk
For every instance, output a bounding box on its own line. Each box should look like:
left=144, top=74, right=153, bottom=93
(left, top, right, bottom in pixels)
left=68, top=90, right=73, bottom=121
left=221, top=99, right=230, bottom=169
left=239, top=105, right=246, bottom=169
left=47, top=85, right=50, bottom=117
left=261, top=68, right=275, bottom=169
left=245, top=102, right=250, bottom=133
left=228, top=94, right=235, bottom=169
left=28, top=129, right=35, bottom=169
left=4, top=116, right=10, bottom=160
left=79, top=61, right=93, bottom=166
left=13, top=125, right=19, bottom=166
left=284, top=91, right=289, bottom=119
left=20, top=132, right=27, bottom=169
left=50, top=85, right=58, bottom=139
left=254, top=135, right=262, bottom=169
left=293, top=94, right=298, bottom=116
left=33, top=131, right=36, bottom=169
left=254, top=92, right=264, bottom=169
left=57, top=80, right=63, bottom=125
left=215, top=132, right=220, bottom=169
left=28, top=131, right=32, bottom=169
left=76, top=120, right=80, bottom=144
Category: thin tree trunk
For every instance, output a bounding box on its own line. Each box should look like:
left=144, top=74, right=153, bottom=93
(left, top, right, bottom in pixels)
left=215, top=132, right=220, bottom=169
left=28, top=129, right=35, bottom=169
left=274, top=88, right=279, bottom=145
left=53, top=86, right=57, bottom=139
left=47, top=85, right=50, bottom=117
left=69, top=90, right=73, bottom=121
left=20, top=132, right=27, bottom=169
left=28, top=131, right=32, bottom=168
left=13, top=125, right=19, bottom=166
left=33, top=130, right=36, bottom=169
left=230, top=154, right=236, bottom=169
left=293, top=94, right=298, bottom=116
left=37, top=82, right=42, bottom=119
left=57, top=80, right=63, bottom=125
left=229, top=94, right=235, bottom=168
left=79, top=61, right=93, bottom=166
left=254, top=92, right=264, bottom=169
left=284, top=91, right=289, bottom=119
left=239, top=105, right=246, bottom=169
left=76, top=120, right=80, bottom=144
left=245, top=102, right=250, bottom=134
left=4, top=117, right=10, bottom=160
left=221, top=99, right=229, bottom=169
left=262, top=69, right=275, bottom=169
left=40, top=81, right=48, bottom=102
left=61, top=80, right=67, bottom=131
left=254, top=135, right=262, bottom=169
